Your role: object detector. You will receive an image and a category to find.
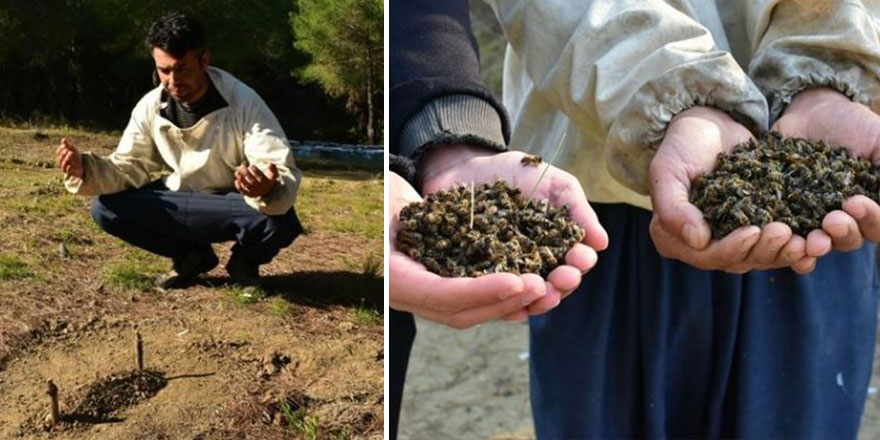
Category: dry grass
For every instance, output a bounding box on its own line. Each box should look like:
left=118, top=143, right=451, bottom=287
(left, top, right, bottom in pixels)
left=0, top=125, right=384, bottom=438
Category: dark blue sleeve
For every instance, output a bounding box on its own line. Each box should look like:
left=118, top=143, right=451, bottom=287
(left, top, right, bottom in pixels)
left=389, top=0, right=510, bottom=156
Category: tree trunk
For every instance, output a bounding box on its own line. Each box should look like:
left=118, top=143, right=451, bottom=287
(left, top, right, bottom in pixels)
left=365, top=44, right=374, bottom=145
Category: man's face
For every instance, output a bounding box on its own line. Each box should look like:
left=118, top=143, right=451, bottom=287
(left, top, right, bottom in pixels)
left=151, top=47, right=209, bottom=104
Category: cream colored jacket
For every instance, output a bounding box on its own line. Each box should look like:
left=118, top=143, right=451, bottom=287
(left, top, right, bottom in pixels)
left=65, top=66, right=301, bottom=215
left=486, top=0, right=880, bottom=210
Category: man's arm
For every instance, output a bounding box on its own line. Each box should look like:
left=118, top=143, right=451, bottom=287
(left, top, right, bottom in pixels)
left=746, top=0, right=880, bottom=122
left=239, top=93, right=301, bottom=216
left=485, top=0, right=770, bottom=194
left=63, top=100, right=165, bottom=195
left=390, top=0, right=510, bottom=173
left=746, top=1, right=880, bottom=252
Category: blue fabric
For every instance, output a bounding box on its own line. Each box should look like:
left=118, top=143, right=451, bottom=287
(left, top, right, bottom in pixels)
left=530, top=203, right=879, bottom=439
left=90, top=181, right=302, bottom=265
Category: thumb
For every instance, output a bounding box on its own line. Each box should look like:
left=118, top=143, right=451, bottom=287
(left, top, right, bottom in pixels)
left=267, top=163, right=278, bottom=180
left=649, top=156, right=711, bottom=250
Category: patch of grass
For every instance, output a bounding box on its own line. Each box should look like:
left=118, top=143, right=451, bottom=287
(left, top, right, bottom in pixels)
left=227, top=285, right=267, bottom=305
left=361, top=252, right=382, bottom=279
left=0, top=255, right=30, bottom=280
left=266, top=297, right=294, bottom=316
left=280, top=402, right=321, bottom=440
left=103, top=261, right=157, bottom=291
left=296, top=176, right=382, bottom=240
left=349, top=300, right=382, bottom=326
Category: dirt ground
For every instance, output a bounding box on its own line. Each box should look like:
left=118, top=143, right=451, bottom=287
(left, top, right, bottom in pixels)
left=0, top=126, right=383, bottom=439
left=400, top=309, right=880, bottom=440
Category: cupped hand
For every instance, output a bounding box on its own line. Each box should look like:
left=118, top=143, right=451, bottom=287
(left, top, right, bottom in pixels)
left=418, top=144, right=608, bottom=317
left=649, top=106, right=816, bottom=273
left=774, top=87, right=880, bottom=252
left=56, top=138, right=84, bottom=179
left=388, top=171, right=553, bottom=328
left=235, top=163, right=278, bottom=197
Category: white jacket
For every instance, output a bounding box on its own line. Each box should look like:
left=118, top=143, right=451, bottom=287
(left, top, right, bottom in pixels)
left=65, top=66, right=301, bottom=216
left=486, top=0, right=880, bottom=210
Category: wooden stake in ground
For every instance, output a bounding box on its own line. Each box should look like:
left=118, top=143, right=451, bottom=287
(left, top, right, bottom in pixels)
left=136, top=331, right=144, bottom=371
left=47, top=379, right=60, bottom=426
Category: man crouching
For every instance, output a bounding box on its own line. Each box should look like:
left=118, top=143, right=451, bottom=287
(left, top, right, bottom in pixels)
left=56, top=11, right=303, bottom=290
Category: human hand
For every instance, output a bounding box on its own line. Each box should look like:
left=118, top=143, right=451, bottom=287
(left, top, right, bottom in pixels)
left=389, top=171, right=556, bottom=327
left=649, top=106, right=816, bottom=273
left=56, top=138, right=84, bottom=179
left=234, top=163, right=278, bottom=197
left=773, top=87, right=880, bottom=252
left=418, top=144, right=609, bottom=317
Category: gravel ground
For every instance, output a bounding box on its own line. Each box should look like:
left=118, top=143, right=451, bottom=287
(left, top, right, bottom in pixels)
left=400, top=312, right=880, bottom=440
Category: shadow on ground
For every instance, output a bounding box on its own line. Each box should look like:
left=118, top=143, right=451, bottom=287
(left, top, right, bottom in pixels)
left=202, top=271, right=382, bottom=311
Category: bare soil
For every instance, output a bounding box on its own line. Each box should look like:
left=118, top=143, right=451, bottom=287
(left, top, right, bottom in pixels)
left=0, top=126, right=383, bottom=439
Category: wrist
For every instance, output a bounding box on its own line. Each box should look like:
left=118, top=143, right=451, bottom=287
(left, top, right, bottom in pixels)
left=787, top=87, right=849, bottom=114
left=416, top=143, right=496, bottom=189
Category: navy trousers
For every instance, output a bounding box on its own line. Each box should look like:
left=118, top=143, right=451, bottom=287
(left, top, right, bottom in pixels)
left=90, top=181, right=302, bottom=265
left=530, top=203, right=879, bottom=439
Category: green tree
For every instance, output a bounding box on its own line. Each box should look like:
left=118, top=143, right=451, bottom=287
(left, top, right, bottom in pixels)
left=291, top=0, right=383, bottom=144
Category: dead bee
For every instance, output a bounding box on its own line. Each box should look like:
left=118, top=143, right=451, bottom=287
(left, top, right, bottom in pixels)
left=521, top=155, right=542, bottom=167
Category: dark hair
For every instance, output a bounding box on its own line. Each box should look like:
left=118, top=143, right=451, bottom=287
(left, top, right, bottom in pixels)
left=145, top=11, right=205, bottom=58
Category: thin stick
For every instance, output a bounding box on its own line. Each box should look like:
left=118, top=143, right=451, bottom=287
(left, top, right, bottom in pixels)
left=47, top=379, right=60, bottom=425
left=529, top=131, right=567, bottom=199
left=469, top=181, right=475, bottom=229
left=136, top=331, right=144, bottom=371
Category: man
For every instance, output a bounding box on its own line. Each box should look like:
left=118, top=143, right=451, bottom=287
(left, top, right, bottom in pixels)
left=56, top=11, right=303, bottom=290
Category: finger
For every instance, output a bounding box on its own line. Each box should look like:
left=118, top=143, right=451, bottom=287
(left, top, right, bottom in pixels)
left=564, top=243, right=598, bottom=274
left=441, top=288, right=545, bottom=329
left=547, top=265, right=581, bottom=297
left=778, top=234, right=807, bottom=266
left=538, top=172, right=608, bottom=251
left=805, top=229, right=832, bottom=257
left=242, top=168, right=258, bottom=186
left=393, top=261, right=527, bottom=313
left=649, top=158, right=711, bottom=250
left=651, top=219, right=760, bottom=271
left=747, top=222, right=792, bottom=266
left=501, top=309, right=529, bottom=322
left=248, top=165, right=267, bottom=182
left=266, top=163, right=278, bottom=180
left=792, top=256, right=817, bottom=274
left=822, top=210, right=863, bottom=252
left=843, top=195, right=880, bottom=243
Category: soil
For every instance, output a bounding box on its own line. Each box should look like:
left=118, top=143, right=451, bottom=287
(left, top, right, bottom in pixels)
left=691, top=132, right=880, bottom=238
left=396, top=180, right=584, bottom=277
left=0, top=127, right=383, bottom=439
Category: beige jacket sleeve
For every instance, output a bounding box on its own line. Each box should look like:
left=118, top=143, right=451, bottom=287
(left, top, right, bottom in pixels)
left=239, top=91, right=301, bottom=216
left=485, top=0, right=769, bottom=194
left=64, top=99, right=165, bottom=195
left=746, top=0, right=880, bottom=121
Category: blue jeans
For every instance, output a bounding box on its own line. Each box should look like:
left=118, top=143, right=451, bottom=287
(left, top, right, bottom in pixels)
left=90, top=181, right=302, bottom=266
left=530, top=203, right=879, bottom=439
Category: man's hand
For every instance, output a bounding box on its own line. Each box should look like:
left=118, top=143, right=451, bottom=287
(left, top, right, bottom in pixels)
left=418, top=144, right=608, bottom=317
left=56, top=138, right=84, bottom=179
left=390, top=171, right=552, bottom=327
left=234, top=163, right=278, bottom=197
left=774, top=87, right=880, bottom=251
left=649, top=106, right=819, bottom=274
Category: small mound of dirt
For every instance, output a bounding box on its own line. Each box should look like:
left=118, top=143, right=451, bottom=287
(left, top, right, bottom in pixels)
left=72, top=369, right=168, bottom=421
left=396, top=180, right=585, bottom=277
left=18, top=370, right=167, bottom=434
left=691, top=132, right=880, bottom=238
